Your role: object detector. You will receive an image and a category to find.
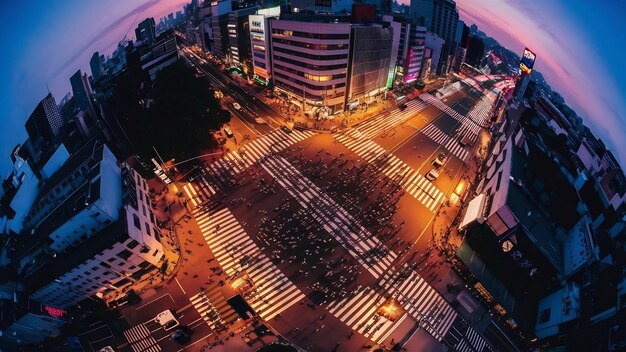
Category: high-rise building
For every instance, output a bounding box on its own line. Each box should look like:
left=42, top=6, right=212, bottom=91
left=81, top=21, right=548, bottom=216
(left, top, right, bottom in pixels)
left=384, top=15, right=427, bottom=84
left=409, top=0, right=459, bottom=75
left=135, top=17, right=156, bottom=45
left=464, top=35, right=484, bottom=68
left=69, top=70, right=98, bottom=140
left=25, top=94, right=63, bottom=147
left=249, top=7, right=281, bottom=84
left=423, top=32, right=444, bottom=78
left=18, top=141, right=165, bottom=309
left=23, top=94, right=64, bottom=168
left=141, top=30, right=179, bottom=80
left=227, top=6, right=259, bottom=67
left=270, top=17, right=352, bottom=114
left=346, top=24, right=394, bottom=103
left=90, top=51, right=104, bottom=82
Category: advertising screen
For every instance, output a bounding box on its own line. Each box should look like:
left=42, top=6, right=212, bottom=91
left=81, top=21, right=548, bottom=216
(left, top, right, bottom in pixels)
left=519, top=47, right=536, bottom=75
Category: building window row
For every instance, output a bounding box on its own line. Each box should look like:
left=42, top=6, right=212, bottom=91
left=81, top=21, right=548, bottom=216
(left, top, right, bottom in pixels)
left=274, top=64, right=345, bottom=82
left=273, top=38, right=347, bottom=51
left=273, top=46, right=348, bottom=61
left=272, top=29, right=349, bottom=40
left=274, top=72, right=345, bottom=93
left=273, top=55, right=347, bottom=71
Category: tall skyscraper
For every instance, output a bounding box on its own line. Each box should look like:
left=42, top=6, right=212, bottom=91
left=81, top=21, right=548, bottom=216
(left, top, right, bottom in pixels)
left=409, top=0, right=459, bottom=75
left=24, top=93, right=64, bottom=166
left=70, top=70, right=96, bottom=118
left=90, top=51, right=104, bottom=81
left=135, top=17, right=156, bottom=44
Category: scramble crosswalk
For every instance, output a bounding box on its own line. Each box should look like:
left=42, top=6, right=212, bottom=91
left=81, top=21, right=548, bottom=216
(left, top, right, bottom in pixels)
left=334, top=130, right=445, bottom=212
left=379, top=265, right=457, bottom=342
left=123, top=324, right=161, bottom=352
left=189, top=285, right=239, bottom=330
left=445, top=319, right=493, bottom=352
left=326, top=286, right=406, bottom=343
left=353, top=99, right=428, bottom=139
left=194, top=207, right=305, bottom=321
left=420, top=124, right=469, bottom=162
left=182, top=128, right=315, bottom=206
left=260, top=155, right=397, bottom=279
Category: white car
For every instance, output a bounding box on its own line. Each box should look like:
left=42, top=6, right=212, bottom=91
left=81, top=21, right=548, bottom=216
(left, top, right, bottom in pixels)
left=155, top=310, right=180, bottom=331
left=233, top=102, right=241, bottom=110
left=425, top=169, right=440, bottom=181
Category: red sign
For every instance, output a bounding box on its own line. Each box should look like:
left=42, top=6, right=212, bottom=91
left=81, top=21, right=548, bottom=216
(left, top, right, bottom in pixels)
left=44, top=305, right=66, bottom=318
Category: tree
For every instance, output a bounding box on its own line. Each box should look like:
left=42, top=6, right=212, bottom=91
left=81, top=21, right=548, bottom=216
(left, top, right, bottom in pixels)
left=135, top=61, right=230, bottom=161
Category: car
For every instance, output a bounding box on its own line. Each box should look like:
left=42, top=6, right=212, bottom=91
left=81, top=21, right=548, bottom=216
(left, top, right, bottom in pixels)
left=425, top=169, right=440, bottom=181
left=280, top=125, right=292, bottom=134
left=223, top=126, right=234, bottom=138
left=109, top=290, right=141, bottom=309
left=233, top=102, right=241, bottom=110
left=431, top=153, right=447, bottom=168
left=155, top=309, right=180, bottom=331
left=399, top=103, right=408, bottom=111
left=170, top=326, right=192, bottom=344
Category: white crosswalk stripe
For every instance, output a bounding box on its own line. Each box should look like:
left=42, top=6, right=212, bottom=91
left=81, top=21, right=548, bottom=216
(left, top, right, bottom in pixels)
left=448, top=322, right=492, bottom=352
left=334, top=131, right=445, bottom=212
left=354, top=99, right=428, bottom=139
left=421, top=124, right=469, bottom=162
left=419, top=92, right=495, bottom=147
left=123, top=324, right=161, bottom=352
left=379, top=266, right=457, bottom=341
left=189, top=285, right=239, bottom=330
left=194, top=207, right=305, bottom=321
left=260, top=156, right=397, bottom=279
left=183, top=129, right=315, bottom=204
left=326, top=286, right=406, bottom=343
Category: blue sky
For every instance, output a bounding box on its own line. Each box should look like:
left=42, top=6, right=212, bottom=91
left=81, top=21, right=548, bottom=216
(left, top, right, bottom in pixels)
left=0, top=0, right=624, bottom=177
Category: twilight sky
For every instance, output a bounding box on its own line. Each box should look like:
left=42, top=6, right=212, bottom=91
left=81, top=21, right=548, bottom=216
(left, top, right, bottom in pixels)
left=0, top=0, right=186, bottom=176
left=0, top=0, right=624, bottom=176
left=452, top=0, right=626, bottom=164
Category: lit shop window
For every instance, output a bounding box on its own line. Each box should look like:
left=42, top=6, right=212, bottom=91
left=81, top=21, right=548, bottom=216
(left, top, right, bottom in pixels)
left=304, top=73, right=333, bottom=82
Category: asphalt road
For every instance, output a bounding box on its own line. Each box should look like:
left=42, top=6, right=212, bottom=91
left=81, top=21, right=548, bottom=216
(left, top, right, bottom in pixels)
left=179, top=46, right=279, bottom=136
left=89, top=74, right=513, bottom=352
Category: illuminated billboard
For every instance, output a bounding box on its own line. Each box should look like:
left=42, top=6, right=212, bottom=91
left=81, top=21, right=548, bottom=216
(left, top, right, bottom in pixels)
left=519, top=47, right=536, bottom=76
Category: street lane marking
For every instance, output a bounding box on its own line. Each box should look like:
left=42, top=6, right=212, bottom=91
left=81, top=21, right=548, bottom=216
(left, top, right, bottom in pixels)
left=135, top=293, right=175, bottom=311
left=175, top=277, right=187, bottom=295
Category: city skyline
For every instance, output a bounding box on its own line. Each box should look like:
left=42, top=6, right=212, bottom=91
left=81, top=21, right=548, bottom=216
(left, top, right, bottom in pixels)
left=1, top=1, right=624, bottom=350
left=0, top=0, right=186, bottom=176
left=2, top=0, right=624, bottom=178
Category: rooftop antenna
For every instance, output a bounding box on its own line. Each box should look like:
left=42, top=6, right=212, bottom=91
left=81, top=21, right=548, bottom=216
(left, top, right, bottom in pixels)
left=46, top=82, right=51, bottom=94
